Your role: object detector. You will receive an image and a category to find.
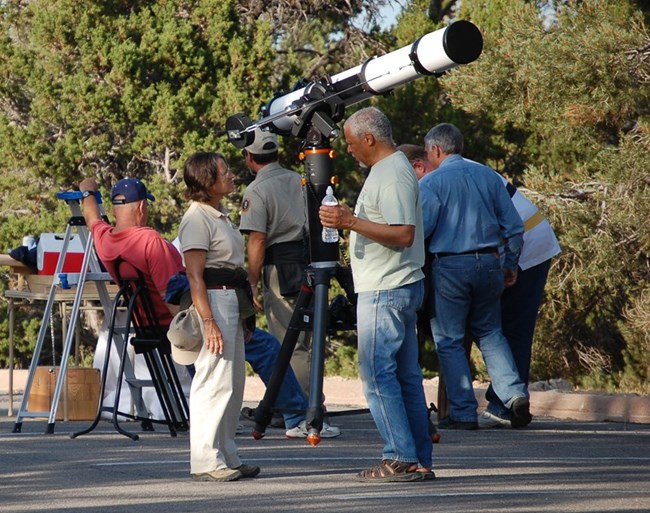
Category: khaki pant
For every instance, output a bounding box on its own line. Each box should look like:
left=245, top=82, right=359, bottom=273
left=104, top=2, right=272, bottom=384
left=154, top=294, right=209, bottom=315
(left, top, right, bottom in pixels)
left=263, top=264, right=312, bottom=397
left=190, top=289, right=245, bottom=474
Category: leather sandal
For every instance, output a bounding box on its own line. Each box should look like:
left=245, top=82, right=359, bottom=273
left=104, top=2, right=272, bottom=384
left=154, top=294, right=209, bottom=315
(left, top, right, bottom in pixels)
left=416, top=467, right=436, bottom=481
left=357, top=459, right=424, bottom=482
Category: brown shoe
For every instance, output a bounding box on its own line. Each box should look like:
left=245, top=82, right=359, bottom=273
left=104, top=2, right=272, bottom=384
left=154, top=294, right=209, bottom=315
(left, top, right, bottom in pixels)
left=191, top=468, right=242, bottom=482
left=357, top=460, right=424, bottom=483
left=416, top=467, right=437, bottom=481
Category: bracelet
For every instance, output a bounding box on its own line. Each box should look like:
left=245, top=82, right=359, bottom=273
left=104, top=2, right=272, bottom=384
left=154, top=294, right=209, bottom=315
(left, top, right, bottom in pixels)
left=202, top=316, right=214, bottom=322
left=348, top=216, right=358, bottom=229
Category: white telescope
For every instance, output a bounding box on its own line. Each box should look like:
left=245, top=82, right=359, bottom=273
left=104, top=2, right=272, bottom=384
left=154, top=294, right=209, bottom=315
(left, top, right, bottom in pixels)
left=226, top=19, right=483, bottom=146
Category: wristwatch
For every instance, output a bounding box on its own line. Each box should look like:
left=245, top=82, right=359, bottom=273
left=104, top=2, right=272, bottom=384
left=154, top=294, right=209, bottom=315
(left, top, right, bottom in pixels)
left=80, top=190, right=94, bottom=199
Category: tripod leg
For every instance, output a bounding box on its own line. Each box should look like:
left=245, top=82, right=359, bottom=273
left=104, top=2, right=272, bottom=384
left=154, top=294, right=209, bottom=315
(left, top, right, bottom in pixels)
left=252, top=283, right=313, bottom=439
left=305, top=267, right=332, bottom=446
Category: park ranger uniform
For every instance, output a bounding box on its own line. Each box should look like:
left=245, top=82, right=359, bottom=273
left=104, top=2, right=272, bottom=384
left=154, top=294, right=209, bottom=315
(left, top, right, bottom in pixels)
left=239, top=159, right=311, bottom=395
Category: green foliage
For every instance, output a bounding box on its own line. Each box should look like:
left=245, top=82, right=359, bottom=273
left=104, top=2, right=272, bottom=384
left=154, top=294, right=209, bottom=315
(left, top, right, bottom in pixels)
left=324, top=343, right=359, bottom=378
left=0, top=0, right=390, bottom=368
left=469, top=344, right=489, bottom=383
left=0, top=173, right=71, bottom=253
left=528, top=127, right=650, bottom=385
left=0, top=0, right=278, bottom=189
left=442, top=0, right=650, bottom=390
left=616, top=253, right=650, bottom=394
left=419, top=337, right=440, bottom=379
left=446, top=0, right=649, bottom=179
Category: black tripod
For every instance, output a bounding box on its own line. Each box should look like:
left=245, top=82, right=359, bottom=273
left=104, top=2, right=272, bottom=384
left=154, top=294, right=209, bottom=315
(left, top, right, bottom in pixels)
left=240, top=97, right=363, bottom=444
left=249, top=262, right=360, bottom=444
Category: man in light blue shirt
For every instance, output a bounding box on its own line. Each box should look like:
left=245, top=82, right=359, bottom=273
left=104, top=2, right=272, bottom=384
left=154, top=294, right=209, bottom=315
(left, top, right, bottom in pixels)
left=419, top=123, right=530, bottom=429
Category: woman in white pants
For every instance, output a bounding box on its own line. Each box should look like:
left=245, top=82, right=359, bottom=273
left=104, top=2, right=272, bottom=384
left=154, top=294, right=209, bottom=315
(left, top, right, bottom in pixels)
left=178, top=152, right=260, bottom=482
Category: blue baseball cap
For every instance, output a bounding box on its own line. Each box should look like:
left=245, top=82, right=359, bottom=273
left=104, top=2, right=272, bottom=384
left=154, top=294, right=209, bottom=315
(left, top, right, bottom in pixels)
left=111, top=178, right=155, bottom=205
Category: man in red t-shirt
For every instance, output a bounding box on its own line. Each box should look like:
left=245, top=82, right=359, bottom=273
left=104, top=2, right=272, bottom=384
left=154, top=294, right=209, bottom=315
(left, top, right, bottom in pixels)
left=78, top=177, right=184, bottom=325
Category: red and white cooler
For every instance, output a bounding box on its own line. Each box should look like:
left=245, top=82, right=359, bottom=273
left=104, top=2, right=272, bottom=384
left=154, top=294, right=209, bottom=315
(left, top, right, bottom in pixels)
left=36, top=233, right=85, bottom=275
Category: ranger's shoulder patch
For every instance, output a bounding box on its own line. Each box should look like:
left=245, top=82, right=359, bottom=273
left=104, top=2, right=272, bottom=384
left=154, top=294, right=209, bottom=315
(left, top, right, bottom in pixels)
left=241, top=198, right=250, bottom=212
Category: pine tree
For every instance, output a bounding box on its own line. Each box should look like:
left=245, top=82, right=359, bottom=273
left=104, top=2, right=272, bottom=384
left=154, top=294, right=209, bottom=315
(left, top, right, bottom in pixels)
left=385, top=0, right=650, bottom=389
left=0, top=0, right=391, bottom=367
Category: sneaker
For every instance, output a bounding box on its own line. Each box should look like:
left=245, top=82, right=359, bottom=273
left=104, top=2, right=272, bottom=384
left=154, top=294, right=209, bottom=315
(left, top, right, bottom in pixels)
left=241, top=406, right=256, bottom=422
left=285, top=420, right=341, bottom=439
left=437, top=417, right=478, bottom=430
left=236, top=423, right=245, bottom=435
left=478, top=410, right=511, bottom=429
left=191, top=468, right=242, bottom=482
left=320, top=422, right=341, bottom=438
left=510, top=397, right=532, bottom=428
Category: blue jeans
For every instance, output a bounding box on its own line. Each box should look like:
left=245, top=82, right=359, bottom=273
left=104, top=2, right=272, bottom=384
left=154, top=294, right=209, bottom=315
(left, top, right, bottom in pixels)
left=245, top=328, right=307, bottom=429
left=485, top=259, right=552, bottom=417
left=357, top=280, right=432, bottom=468
left=430, top=254, right=527, bottom=422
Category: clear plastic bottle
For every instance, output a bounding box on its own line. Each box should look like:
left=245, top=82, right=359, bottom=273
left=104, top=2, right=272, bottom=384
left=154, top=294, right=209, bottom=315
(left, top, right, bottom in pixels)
left=321, top=186, right=340, bottom=243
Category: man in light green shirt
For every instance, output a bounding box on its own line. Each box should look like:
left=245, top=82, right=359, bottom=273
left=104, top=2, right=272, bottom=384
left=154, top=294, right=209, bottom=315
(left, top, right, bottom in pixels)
left=319, top=107, right=432, bottom=482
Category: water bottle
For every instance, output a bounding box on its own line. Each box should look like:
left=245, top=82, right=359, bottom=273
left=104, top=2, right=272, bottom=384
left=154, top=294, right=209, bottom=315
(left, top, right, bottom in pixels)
left=321, top=186, right=340, bottom=243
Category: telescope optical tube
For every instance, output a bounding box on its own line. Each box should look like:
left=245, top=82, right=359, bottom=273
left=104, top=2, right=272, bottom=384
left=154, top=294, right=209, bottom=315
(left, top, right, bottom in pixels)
left=263, top=20, right=483, bottom=134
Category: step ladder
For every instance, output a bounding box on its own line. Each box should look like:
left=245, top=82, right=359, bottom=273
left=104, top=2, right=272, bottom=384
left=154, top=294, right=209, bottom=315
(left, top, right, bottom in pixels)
left=12, top=191, right=153, bottom=434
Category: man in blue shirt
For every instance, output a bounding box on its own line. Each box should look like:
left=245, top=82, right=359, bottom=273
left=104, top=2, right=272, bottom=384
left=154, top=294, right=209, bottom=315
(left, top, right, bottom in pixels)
left=419, top=123, right=530, bottom=429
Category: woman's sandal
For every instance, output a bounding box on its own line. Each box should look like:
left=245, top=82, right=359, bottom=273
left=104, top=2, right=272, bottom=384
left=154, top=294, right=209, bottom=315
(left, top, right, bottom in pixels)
left=357, top=459, right=425, bottom=482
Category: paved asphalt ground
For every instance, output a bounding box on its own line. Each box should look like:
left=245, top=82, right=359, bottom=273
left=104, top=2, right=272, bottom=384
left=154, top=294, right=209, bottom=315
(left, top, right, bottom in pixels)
left=1, top=399, right=650, bottom=513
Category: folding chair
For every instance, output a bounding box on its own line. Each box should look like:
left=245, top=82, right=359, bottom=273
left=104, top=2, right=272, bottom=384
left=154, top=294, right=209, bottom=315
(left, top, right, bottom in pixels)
left=72, top=258, right=189, bottom=441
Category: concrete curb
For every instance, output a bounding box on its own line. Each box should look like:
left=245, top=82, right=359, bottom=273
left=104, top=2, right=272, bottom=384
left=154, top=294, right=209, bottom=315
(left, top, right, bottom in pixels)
left=244, top=375, right=650, bottom=425
left=3, top=370, right=649, bottom=424
left=528, top=388, right=650, bottom=424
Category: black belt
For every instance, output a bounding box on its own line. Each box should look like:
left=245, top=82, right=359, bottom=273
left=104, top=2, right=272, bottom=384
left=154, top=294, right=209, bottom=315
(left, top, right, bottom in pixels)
left=264, top=240, right=307, bottom=266
left=206, top=284, right=238, bottom=290
left=433, top=247, right=498, bottom=258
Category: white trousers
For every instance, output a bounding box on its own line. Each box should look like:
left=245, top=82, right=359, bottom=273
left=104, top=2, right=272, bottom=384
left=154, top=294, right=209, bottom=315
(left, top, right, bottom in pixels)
left=190, top=289, right=245, bottom=474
